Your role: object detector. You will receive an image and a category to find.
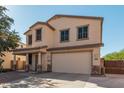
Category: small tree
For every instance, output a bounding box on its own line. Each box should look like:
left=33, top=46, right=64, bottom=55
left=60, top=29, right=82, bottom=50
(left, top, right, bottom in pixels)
left=0, top=6, right=21, bottom=72
left=0, top=6, right=20, bottom=57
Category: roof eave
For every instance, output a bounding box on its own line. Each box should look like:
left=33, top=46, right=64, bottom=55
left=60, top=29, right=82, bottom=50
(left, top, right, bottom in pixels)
left=47, top=14, right=104, bottom=23
left=23, top=22, right=55, bottom=35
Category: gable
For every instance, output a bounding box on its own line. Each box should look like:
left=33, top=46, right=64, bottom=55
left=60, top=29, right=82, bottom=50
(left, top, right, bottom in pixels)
left=47, top=14, right=103, bottom=23
left=24, top=21, right=55, bottom=35
left=47, top=15, right=103, bottom=46
left=47, top=16, right=102, bottom=31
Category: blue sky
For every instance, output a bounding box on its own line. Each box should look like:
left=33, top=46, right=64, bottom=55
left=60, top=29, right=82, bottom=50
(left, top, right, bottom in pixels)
left=6, top=5, right=124, bottom=56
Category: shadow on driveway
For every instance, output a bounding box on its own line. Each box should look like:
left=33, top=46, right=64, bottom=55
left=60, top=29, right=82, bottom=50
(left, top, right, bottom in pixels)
left=0, top=72, right=89, bottom=88
left=36, top=72, right=90, bottom=81
left=1, top=72, right=124, bottom=88
left=0, top=71, right=30, bottom=83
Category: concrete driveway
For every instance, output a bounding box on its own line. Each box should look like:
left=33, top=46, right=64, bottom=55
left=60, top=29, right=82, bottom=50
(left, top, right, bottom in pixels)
left=0, top=71, right=124, bottom=88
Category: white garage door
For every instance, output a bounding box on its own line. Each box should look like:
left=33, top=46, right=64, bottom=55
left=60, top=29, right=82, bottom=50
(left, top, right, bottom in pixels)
left=52, top=52, right=91, bottom=74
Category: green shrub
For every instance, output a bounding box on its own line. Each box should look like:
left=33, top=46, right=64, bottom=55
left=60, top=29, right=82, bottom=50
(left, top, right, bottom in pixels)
left=104, top=49, right=124, bottom=61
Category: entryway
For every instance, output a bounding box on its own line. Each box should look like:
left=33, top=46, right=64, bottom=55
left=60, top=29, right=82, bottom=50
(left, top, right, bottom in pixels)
left=34, top=54, right=38, bottom=71
left=28, top=53, right=43, bottom=72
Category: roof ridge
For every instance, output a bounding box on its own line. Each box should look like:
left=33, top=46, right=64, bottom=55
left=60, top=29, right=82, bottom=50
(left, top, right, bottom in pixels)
left=47, top=14, right=103, bottom=23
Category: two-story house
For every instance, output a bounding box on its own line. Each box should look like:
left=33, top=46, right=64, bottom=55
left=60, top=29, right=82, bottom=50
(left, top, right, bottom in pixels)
left=13, top=14, right=104, bottom=75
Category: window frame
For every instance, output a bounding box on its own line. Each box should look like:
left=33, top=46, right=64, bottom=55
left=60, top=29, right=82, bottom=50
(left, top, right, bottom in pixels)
left=21, top=45, right=23, bottom=48
left=77, top=25, right=89, bottom=41
left=35, top=28, right=42, bottom=41
left=60, top=28, right=70, bottom=43
left=28, top=35, right=32, bottom=45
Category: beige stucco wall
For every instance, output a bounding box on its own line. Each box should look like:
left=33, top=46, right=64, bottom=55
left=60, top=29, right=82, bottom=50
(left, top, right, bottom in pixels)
left=42, top=54, right=47, bottom=71
left=2, top=52, right=26, bottom=69
left=28, top=47, right=101, bottom=72
left=2, top=42, right=26, bottom=69
left=50, top=47, right=100, bottom=65
left=17, top=42, right=26, bottom=48
left=25, top=17, right=102, bottom=49
left=30, top=47, right=100, bottom=72
left=48, top=17, right=102, bottom=47
left=92, top=48, right=100, bottom=66
left=1, top=52, right=13, bottom=69
left=26, top=24, right=54, bottom=48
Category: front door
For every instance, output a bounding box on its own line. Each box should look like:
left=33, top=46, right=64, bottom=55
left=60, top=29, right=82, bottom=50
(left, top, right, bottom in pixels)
left=29, top=54, right=32, bottom=70
left=35, top=55, right=38, bottom=71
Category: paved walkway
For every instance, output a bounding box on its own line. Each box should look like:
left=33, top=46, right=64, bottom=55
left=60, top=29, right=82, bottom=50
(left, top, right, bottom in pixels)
left=1, top=72, right=124, bottom=88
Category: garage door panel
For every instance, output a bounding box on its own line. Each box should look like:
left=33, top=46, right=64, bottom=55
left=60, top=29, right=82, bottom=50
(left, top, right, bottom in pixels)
left=52, top=52, right=91, bottom=74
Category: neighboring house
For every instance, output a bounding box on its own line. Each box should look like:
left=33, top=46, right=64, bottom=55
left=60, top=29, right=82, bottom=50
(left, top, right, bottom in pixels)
left=13, top=14, right=104, bottom=75
left=2, top=42, right=26, bottom=70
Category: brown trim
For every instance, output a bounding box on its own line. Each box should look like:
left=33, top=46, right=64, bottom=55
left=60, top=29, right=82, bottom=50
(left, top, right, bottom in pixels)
left=50, top=53, right=52, bottom=72
left=60, top=28, right=70, bottom=43
left=13, top=45, right=48, bottom=52
left=76, top=24, right=89, bottom=28
left=91, top=51, right=93, bottom=71
left=29, top=22, right=55, bottom=30
left=51, top=49, right=93, bottom=54
left=76, top=24, right=89, bottom=40
left=24, top=22, right=55, bottom=35
left=60, top=28, right=70, bottom=31
left=60, top=40, right=70, bottom=43
left=47, top=23, right=56, bottom=30
left=76, top=38, right=89, bottom=41
left=51, top=53, right=53, bottom=72
left=28, top=34, right=32, bottom=45
left=24, top=30, right=32, bottom=35
left=47, top=14, right=103, bottom=23
left=47, top=43, right=104, bottom=51
left=91, top=51, right=93, bottom=75
left=35, top=40, right=42, bottom=42
left=101, top=19, right=104, bottom=43
left=35, top=28, right=42, bottom=41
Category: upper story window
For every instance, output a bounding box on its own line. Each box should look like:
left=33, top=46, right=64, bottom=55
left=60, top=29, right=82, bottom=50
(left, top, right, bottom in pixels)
left=28, top=35, right=32, bottom=45
left=36, top=28, right=42, bottom=41
left=60, top=29, right=69, bottom=42
left=21, top=45, right=23, bottom=48
left=77, top=26, right=88, bottom=40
